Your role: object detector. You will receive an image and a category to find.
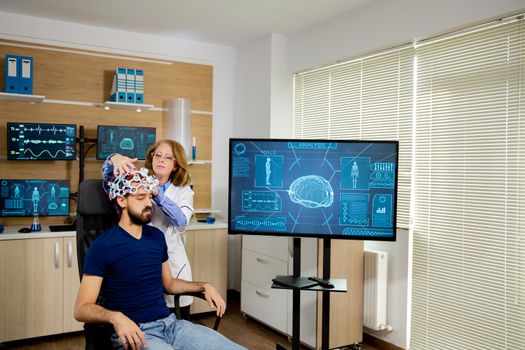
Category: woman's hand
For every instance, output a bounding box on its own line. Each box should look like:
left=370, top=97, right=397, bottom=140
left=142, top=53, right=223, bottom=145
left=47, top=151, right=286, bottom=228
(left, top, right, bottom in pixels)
left=110, top=154, right=138, bottom=176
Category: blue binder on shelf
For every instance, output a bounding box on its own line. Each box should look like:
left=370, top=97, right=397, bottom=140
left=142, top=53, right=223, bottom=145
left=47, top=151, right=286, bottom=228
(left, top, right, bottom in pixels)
left=4, top=55, right=19, bottom=93
left=126, top=68, right=135, bottom=103
left=135, top=69, right=144, bottom=104
left=110, top=67, right=126, bottom=102
left=19, top=56, right=33, bottom=95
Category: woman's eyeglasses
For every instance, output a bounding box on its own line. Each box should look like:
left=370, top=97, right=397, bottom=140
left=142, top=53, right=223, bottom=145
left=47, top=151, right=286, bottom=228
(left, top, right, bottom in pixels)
left=151, top=152, right=175, bottom=162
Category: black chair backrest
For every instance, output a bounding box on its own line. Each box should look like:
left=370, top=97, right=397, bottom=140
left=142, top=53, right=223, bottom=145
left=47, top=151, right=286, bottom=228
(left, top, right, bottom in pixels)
left=76, top=179, right=118, bottom=350
left=76, top=179, right=118, bottom=279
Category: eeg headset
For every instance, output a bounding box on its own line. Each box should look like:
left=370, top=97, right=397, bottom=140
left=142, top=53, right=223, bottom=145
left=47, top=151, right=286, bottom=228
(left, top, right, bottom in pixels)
left=104, top=168, right=159, bottom=200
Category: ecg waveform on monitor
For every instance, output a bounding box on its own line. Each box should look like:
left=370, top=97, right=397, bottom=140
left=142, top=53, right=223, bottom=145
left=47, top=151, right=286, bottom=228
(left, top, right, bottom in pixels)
left=24, top=139, right=66, bottom=144
left=8, top=122, right=76, bottom=160
left=24, top=149, right=70, bottom=159
left=23, top=125, right=69, bottom=135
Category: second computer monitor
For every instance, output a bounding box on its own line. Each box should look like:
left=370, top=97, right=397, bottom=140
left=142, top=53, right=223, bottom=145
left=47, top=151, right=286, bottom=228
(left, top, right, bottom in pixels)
left=0, top=179, right=70, bottom=217
left=96, top=125, right=156, bottom=160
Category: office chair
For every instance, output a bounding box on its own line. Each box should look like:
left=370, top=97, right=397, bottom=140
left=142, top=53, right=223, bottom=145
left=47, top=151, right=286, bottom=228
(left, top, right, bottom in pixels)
left=76, top=179, right=220, bottom=350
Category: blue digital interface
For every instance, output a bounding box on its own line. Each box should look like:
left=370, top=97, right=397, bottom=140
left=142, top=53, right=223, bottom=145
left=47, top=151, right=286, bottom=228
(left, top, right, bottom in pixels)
left=97, top=125, right=156, bottom=160
left=0, top=179, right=70, bottom=217
left=7, top=122, right=77, bottom=160
left=228, top=139, right=398, bottom=240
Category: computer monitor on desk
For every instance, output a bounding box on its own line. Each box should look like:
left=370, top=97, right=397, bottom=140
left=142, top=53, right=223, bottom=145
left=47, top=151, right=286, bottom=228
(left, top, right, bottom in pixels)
left=0, top=179, right=70, bottom=217
left=7, top=122, right=77, bottom=160
left=96, top=125, right=156, bottom=160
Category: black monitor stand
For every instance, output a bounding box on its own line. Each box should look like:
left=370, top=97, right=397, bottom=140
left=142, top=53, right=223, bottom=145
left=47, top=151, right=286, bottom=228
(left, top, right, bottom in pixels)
left=77, top=125, right=97, bottom=184
left=272, top=238, right=346, bottom=350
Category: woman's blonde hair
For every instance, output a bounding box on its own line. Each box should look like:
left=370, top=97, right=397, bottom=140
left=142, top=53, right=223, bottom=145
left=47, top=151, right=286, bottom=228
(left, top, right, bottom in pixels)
left=144, top=139, right=191, bottom=187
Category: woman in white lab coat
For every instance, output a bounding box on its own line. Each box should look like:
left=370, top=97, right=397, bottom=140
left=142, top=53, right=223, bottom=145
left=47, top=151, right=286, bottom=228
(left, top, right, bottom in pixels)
left=101, top=139, right=195, bottom=319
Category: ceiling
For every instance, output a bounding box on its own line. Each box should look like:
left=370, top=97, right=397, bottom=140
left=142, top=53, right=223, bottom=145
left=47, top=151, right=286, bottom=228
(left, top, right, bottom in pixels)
left=0, top=0, right=373, bottom=46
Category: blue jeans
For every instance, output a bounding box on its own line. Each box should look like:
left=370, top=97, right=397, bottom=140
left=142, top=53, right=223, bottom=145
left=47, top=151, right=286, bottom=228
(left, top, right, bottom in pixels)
left=111, top=313, right=246, bottom=350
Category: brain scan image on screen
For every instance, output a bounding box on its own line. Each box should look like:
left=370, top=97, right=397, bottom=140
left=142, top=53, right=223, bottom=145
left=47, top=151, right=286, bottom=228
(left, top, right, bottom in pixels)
left=288, top=175, right=334, bottom=209
left=97, top=125, right=156, bottom=160
left=229, top=139, right=398, bottom=239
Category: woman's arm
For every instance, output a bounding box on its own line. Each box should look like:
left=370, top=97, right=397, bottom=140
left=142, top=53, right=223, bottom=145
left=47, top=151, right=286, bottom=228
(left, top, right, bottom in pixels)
left=153, top=185, right=194, bottom=229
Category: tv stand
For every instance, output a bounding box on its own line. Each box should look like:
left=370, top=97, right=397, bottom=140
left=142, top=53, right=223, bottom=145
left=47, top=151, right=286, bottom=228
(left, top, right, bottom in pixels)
left=77, top=125, right=98, bottom=184
left=272, top=275, right=318, bottom=289
left=271, top=238, right=347, bottom=350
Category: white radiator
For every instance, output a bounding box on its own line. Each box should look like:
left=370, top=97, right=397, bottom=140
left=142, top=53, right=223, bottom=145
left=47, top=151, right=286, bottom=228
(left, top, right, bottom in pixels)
left=363, top=249, right=388, bottom=331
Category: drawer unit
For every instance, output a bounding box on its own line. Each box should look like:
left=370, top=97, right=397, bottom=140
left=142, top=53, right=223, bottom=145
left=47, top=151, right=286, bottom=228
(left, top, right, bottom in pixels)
left=242, top=249, right=287, bottom=291
left=242, top=235, right=289, bottom=260
left=241, top=281, right=287, bottom=332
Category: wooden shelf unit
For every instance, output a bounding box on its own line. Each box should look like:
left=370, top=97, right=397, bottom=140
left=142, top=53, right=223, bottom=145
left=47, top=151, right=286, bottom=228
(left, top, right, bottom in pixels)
left=0, top=39, right=214, bottom=227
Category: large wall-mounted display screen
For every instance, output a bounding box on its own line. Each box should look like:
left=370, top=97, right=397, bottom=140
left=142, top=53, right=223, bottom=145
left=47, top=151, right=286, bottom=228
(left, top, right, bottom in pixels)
left=0, top=179, right=70, bottom=217
left=97, top=125, right=156, bottom=160
left=228, top=139, right=399, bottom=241
left=7, top=122, right=77, bottom=160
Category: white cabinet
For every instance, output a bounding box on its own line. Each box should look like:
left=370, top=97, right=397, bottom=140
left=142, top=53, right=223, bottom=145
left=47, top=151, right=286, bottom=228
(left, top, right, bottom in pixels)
left=241, top=246, right=288, bottom=331
left=0, top=235, right=83, bottom=343
left=241, top=236, right=318, bottom=347
left=241, top=235, right=363, bottom=349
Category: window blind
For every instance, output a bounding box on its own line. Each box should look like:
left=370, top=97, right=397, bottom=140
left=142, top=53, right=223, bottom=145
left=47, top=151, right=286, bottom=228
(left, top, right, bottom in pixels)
left=410, top=18, right=525, bottom=350
left=294, top=48, right=414, bottom=228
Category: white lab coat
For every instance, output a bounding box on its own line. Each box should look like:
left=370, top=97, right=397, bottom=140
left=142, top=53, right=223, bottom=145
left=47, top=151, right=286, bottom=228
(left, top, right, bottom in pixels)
left=150, top=183, right=194, bottom=308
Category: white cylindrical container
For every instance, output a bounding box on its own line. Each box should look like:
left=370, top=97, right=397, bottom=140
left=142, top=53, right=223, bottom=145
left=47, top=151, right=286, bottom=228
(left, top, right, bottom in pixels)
left=167, top=98, right=192, bottom=159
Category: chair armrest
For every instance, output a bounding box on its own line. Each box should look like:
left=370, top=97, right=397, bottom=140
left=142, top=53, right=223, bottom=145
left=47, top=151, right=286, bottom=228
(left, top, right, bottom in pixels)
left=172, top=292, right=222, bottom=331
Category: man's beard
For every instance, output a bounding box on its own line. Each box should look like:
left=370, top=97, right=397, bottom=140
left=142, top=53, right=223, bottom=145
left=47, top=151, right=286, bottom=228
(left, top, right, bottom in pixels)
left=128, top=206, right=152, bottom=225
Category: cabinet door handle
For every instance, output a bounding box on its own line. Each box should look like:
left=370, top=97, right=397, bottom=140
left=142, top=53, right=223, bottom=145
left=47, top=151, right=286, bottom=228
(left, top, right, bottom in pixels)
left=255, top=290, right=269, bottom=299
left=54, top=241, right=60, bottom=269
left=256, top=257, right=269, bottom=264
left=67, top=240, right=73, bottom=268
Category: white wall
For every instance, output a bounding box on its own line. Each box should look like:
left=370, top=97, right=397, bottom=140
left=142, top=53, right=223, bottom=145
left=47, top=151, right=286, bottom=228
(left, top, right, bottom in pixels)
left=269, top=34, right=293, bottom=138
left=365, top=229, right=409, bottom=347
left=228, top=33, right=273, bottom=291
left=229, top=32, right=292, bottom=290
left=0, top=11, right=235, bottom=64
left=234, top=34, right=272, bottom=138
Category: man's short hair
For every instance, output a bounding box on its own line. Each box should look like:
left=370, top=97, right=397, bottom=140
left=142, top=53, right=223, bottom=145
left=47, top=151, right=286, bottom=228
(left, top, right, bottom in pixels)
left=104, top=168, right=159, bottom=200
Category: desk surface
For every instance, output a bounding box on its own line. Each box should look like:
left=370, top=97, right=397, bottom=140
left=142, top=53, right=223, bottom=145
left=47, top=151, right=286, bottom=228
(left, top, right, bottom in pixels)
left=0, top=221, right=227, bottom=240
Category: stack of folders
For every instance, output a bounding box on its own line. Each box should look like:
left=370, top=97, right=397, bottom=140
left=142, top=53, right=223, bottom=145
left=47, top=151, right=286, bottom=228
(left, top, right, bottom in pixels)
left=110, top=67, right=144, bottom=104
left=4, top=54, right=34, bottom=95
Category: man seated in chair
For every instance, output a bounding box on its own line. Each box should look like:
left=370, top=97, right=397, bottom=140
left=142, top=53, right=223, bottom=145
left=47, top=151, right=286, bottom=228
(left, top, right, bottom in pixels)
left=74, top=170, right=245, bottom=350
